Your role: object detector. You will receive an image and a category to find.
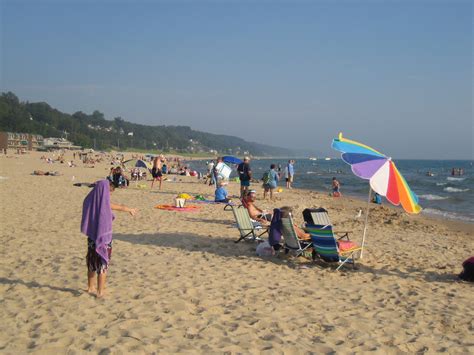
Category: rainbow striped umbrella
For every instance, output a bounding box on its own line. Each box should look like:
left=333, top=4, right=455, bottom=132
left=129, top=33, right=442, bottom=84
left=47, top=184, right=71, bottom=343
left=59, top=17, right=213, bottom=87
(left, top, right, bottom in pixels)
left=332, top=133, right=421, bottom=256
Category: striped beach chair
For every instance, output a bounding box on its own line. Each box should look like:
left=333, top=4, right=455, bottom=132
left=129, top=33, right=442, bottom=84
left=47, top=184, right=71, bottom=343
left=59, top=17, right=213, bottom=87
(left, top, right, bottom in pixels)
left=305, top=224, right=361, bottom=271
left=230, top=205, right=268, bottom=243
left=280, top=214, right=312, bottom=257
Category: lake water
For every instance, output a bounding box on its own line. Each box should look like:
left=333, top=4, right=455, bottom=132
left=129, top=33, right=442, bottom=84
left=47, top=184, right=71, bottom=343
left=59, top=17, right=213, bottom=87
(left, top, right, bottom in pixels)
left=187, top=158, right=474, bottom=223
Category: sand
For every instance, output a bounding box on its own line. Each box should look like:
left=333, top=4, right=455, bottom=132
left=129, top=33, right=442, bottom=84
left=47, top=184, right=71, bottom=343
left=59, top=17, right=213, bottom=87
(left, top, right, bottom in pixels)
left=0, top=151, right=473, bottom=354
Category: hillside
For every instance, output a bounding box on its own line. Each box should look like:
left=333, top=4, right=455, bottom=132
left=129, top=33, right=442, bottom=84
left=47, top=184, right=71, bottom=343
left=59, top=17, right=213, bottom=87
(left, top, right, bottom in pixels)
left=0, top=92, right=296, bottom=156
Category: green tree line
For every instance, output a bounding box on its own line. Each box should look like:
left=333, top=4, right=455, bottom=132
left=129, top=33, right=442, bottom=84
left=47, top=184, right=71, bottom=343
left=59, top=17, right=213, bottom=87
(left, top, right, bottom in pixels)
left=0, top=92, right=294, bottom=156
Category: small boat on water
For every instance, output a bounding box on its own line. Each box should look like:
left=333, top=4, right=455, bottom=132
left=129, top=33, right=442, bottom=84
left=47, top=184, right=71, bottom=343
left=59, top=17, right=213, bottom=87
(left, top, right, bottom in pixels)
left=309, top=157, right=317, bottom=161
left=324, top=157, right=331, bottom=161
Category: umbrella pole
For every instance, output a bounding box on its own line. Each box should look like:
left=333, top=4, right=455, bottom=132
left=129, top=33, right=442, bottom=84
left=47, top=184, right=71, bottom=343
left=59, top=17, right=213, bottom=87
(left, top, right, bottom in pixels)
left=361, top=187, right=372, bottom=259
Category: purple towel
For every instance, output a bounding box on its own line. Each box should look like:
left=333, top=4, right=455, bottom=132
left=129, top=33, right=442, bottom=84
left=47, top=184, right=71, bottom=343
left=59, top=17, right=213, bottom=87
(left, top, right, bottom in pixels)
left=81, top=180, right=114, bottom=263
left=268, top=208, right=282, bottom=246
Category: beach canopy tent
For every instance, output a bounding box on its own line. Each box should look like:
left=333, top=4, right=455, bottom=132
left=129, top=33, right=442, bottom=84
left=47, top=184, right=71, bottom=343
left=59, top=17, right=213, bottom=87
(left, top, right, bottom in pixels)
left=222, top=156, right=242, bottom=165
left=123, top=159, right=152, bottom=170
left=331, top=133, right=421, bottom=257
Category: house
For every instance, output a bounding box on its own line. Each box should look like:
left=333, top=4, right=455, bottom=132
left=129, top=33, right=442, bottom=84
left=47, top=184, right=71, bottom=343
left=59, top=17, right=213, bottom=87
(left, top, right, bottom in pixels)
left=0, top=132, right=44, bottom=152
left=43, top=137, right=81, bottom=150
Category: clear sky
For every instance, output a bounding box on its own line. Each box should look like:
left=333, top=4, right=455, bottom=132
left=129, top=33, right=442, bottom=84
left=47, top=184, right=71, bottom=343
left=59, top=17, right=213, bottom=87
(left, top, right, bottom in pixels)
left=1, top=0, right=472, bottom=159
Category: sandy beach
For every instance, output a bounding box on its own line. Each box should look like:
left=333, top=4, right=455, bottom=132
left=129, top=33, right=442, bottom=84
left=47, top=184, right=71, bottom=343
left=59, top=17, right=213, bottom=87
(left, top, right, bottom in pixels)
left=0, top=151, right=473, bottom=354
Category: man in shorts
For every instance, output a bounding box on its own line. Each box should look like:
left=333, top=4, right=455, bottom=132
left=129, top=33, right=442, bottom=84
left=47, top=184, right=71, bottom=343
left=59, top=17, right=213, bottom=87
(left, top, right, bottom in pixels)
left=151, top=155, right=164, bottom=190
left=237, top=156, right=252, bottom=198
left=285, top=160, right=295, bottom=189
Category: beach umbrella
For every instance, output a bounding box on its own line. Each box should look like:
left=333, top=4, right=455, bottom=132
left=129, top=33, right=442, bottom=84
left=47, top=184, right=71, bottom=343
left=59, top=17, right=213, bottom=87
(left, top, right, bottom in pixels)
left=331, top=133, right=421, bottom=257
left=222, top=156, right=242, bottom=165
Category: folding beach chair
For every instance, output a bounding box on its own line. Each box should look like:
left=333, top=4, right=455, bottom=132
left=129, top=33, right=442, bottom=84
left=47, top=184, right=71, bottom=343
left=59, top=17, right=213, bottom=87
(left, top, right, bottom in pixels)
left=303, top=207, right=332, bottom=226
left=305, top=224, right=361, bottom=271
left=229, top=205, right=269, bottom=243
left=303, top=207, right=351, bottom=237
left=280, top=214, right=312, bottom=257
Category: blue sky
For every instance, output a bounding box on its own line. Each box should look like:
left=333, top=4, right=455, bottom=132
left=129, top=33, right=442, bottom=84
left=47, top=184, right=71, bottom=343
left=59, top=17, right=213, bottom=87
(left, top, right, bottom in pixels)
left=1, top=0, right=472, bottom=159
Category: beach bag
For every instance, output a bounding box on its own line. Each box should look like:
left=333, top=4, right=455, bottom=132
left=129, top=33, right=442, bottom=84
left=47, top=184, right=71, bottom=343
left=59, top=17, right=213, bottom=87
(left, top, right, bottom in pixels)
left=262, top=170, right=271, bottom=185
left=459, top=256, right=474, bottom=282
left=256, top=241, right=275, bottom=257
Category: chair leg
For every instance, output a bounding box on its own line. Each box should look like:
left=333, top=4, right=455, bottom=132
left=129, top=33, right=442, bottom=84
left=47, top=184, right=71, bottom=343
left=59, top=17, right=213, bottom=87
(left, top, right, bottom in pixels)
left=336, top=254, right=353, bottom=271
left=234, top=231, right=252, bottom=243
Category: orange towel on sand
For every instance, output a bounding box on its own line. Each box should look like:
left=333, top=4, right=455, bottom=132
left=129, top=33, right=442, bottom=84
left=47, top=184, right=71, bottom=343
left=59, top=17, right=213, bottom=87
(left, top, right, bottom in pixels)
left=338, top=240, right=359, bottom=252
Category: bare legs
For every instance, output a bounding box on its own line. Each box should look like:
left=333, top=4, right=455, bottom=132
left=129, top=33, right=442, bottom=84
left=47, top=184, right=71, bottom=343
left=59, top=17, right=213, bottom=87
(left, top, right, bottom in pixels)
left=87, top=271, right=107, bottom=298
left=87, top=271, right=96, bottom=293
left=151, top=177, right=162, bottom=190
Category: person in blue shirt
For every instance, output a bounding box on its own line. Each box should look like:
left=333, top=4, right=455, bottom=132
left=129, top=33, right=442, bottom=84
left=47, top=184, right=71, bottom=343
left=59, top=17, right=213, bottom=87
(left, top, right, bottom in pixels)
left=285, top=160, right=295, bottom=189
left=263, top=164, right=279, bottom=200
left=215, top=181, right=231, bottom=203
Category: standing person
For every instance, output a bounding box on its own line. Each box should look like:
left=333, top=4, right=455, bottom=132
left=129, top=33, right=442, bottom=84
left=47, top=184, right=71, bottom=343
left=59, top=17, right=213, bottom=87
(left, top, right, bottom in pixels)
left=262, top=164, right=279, bottom=200
left=151, top=155, right=164, bottom=190
left=211, top=158, right=222, bottom=187
left=237, top=156, right=252, bottom=198
left=285, top=160, right=295, bottom=189
left=332, top=177, right=341, bottom=197
left=207, top=160, right=215, bottom=186
left=277, top=164, right=282, bottom=179
left=81, top=179, right=137, bottom=298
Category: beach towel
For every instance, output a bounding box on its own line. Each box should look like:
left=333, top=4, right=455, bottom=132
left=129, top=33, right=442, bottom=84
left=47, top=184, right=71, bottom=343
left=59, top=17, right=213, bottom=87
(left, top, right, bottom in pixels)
left=154, top=204, right=201, bottom=212
left=81, top=180, right=114, bottom=264
left=268, top=208, right=283, bottom=247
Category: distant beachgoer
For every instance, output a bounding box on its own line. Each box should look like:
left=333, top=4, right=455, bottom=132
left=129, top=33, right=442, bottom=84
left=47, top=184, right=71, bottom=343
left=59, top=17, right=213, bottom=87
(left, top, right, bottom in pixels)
left=215, top=181, right=231, bottom=203
left=112, top=167, right=129, bottom=188
left=81, top=179, right=137, bottom=298
left=332, top=177, right=341, bottom=197
left=285, top=160, right=295, bottom=189
left=372, top=193, right=382, bottom=204
left=245, top=190, right=272, bottom=224
left=262, top=164, right=279, bottom=200
left=151, top=155, right=164, bottom=190
left=237, top=157, right=252, bottom=198
left=211, top=157, right=222, bottom=187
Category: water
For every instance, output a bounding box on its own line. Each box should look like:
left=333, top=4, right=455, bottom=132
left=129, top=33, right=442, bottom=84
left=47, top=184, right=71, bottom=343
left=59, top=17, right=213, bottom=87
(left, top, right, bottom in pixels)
left=186, top=159, right=474, bottom=223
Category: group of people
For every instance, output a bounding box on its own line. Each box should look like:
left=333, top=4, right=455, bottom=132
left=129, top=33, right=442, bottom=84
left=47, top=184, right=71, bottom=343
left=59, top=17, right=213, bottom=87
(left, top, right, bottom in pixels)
left=82, top=154, right=348, bottom=298
left=236, top=158, right=296, bottom=200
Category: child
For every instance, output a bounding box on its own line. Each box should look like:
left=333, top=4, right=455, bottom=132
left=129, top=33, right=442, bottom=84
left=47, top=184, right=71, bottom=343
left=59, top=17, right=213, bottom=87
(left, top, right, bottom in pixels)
left=332, top=177, right=341, bottom=197
left=215, top=181, right=231, bottom=203
left=81, top=179, right=138, bottom=298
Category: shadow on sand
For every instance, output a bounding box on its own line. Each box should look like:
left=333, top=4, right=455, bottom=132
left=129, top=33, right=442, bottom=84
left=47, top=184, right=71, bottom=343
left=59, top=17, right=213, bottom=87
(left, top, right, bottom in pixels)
left=114, top=232, right=460, bottom=283
left=114, top=231, right=303, bottom=269
left=0, top=277, right=82, bottom=296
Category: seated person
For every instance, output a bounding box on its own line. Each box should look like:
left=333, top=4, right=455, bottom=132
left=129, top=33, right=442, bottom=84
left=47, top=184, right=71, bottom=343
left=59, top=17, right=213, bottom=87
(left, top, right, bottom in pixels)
left=245, top=190, right=272, bottom=224
left=280, top=206, right=311, bottom=241
left=33, top=170, right=60, bottom=176
left=112, top=167, right=129, bottom=188
left=215, top=181, right=231, bottom=203
left=161, top=164, right=168, bottom=174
